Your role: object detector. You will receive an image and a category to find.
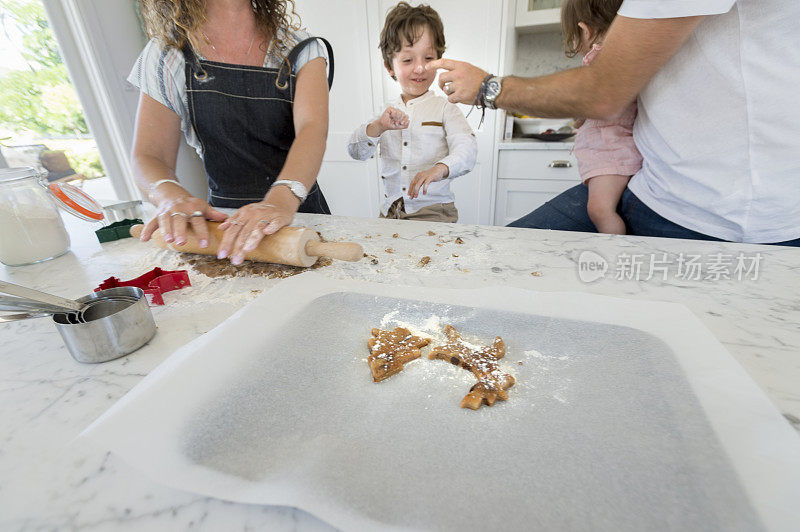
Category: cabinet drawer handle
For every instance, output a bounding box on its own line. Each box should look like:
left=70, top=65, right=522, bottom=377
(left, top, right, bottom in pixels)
left=548, top=160, right=572, bottom=168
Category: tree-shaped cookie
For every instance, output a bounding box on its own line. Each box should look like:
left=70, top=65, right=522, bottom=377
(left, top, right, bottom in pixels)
left=429, top=325, right=515, bottom=409
left=367, top=327, right=431, bottom=382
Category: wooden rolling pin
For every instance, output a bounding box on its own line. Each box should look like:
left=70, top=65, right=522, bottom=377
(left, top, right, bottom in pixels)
left=130, top=223, right=363, bottom=267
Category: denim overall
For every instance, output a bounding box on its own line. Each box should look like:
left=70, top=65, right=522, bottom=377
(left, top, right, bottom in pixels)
left=182, top=37, right=334, bottom=212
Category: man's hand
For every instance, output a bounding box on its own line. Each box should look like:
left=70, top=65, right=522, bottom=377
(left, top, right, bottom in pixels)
left=426, top=59, right=487, bottom=104
left=408, top=163, right=449, bottom=199
left=367, top=107, right=409, bottom=137
left=426, top=16, right=704, bottom=119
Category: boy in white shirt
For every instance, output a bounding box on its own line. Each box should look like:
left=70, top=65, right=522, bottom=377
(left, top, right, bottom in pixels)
left=346, top=2, right=477, bottom=223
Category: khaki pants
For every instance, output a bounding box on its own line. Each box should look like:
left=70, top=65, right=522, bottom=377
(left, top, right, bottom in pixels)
left=382, top=198, right=458, bottom=223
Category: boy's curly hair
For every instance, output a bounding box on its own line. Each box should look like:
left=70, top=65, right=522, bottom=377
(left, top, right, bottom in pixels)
left=561, top=0, right=623, bottom=58
left=379, top=2, right=446, bottom=72
left=138, top=0, right=302, bottom=54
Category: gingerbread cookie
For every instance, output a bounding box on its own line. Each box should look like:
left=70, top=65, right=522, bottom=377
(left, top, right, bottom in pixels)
left=367, top=327, right=431, bottom=382
left=429, top=325, right=515, bottom=409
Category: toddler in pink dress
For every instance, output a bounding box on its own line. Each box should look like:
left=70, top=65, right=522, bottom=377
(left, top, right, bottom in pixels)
left=565, top=0, right=642, bottom=234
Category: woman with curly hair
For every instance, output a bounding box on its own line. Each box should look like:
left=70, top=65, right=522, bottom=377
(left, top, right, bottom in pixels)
left=131, top=0, right=334, bottom=265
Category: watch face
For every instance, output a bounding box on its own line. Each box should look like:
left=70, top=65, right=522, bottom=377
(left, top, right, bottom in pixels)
left=289, top=182, right=308, bottom=201
left=486, top=79, right=501, bottom=98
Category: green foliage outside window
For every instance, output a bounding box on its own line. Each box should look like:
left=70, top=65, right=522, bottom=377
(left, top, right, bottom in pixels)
left=0, top=0, right=103, bottom=178
left=0, top=0, right=88, bottom=135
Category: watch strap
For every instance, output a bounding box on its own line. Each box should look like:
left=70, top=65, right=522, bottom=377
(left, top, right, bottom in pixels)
left=474, top=74, right=494, bottom=108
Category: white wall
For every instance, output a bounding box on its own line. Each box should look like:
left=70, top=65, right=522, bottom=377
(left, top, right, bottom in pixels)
left=515, top=31, right=581, bottom=76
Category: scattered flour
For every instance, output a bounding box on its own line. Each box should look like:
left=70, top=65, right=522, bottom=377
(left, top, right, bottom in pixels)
left=115, top=246, right=275, bottom=310
left=524, top=349, right=570, bottom=361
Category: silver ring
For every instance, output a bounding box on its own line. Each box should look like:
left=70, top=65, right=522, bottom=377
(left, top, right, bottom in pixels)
left=170, top=212, right=188, bottom=218
left=189, top=210, right=204, bottom=218
left=444, top=82, right=453, bottom=94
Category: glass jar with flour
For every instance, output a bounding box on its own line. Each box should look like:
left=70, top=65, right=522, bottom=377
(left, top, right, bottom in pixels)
left=0, top=167, right=103, bottom=266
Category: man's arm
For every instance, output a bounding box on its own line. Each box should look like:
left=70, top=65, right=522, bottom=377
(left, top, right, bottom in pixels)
left=428, top=15, right=704, bottom=120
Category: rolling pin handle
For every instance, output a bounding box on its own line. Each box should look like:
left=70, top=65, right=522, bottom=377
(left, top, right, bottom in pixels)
left=305, top=240, right=364, bottom=262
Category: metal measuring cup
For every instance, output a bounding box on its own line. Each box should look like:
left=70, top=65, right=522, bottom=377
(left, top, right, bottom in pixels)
left=52, top=287, right=156, bottom=363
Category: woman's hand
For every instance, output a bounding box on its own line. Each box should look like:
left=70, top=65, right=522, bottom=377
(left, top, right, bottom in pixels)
left=140, top=195, right=227, bottom=248
left=217, top=185, right=301, bottom=265
left=408, top=163, right=449, bottom=199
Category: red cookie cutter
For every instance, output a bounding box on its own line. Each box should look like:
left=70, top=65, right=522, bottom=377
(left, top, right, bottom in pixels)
left=95, top=268, right=191, bottom=306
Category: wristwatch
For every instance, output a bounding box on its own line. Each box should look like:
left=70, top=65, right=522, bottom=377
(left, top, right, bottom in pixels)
left=271, top=179, right=308, bottom=202
left=483, top=76, right=504, bottom=110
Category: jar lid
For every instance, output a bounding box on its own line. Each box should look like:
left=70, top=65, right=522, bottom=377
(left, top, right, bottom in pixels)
left=0, top=166, right=40, bottom=183
left=47, top=182, right=104, bottom=221
left=0, top=167, right=104, bottom=221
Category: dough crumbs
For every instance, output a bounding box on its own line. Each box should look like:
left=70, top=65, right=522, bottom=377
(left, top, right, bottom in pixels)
left=179, top=254, right=332, bottom=279
left=385, top=248, right=395, bottom=254
left=429, top=325, right=515, bottom=410
left=364, top=253, right=379, bottom=265
left=418, top=256, right=431, bottom=267
left=455, top=237, right=465, bottom=244
left=392, top=233, right=399, bottom=238
left=251, top=289, right=262, bottom=294
left=367, top=327, right=431, bottom=382
left=427, top=231, right=436, bottom=236
left=452, top=253, right=459, bottom=258
left=531, top=271, right=543, bottom=277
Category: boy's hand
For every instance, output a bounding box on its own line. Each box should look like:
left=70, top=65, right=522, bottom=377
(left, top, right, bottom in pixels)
left=408, top=163, right=449, bottom=199
left=367, top=107, right=410, bottom=137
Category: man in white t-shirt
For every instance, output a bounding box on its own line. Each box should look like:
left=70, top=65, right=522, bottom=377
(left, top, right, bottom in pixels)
left=428, top=0, right=800, bottom=245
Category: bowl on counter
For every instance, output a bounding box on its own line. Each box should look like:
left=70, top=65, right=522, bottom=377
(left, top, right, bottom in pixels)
left=513, top=117, right=573, bottom=136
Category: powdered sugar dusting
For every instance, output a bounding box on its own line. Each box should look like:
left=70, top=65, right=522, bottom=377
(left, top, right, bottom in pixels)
left=379, top=311, right=449, bottom=345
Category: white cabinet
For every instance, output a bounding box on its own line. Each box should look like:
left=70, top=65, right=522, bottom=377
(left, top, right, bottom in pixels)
left=293, top=0, right=381, bottom=218
left=515, top=0, right=561, bottom=33
left=494, top=143, right=580, bottom=225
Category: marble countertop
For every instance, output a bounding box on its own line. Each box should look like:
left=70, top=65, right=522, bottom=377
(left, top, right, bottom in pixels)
left=1, top=213, right=798, bottom=530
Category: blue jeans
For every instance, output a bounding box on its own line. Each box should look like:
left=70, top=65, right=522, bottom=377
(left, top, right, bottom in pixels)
left=508, top=184, right=800, bottom=247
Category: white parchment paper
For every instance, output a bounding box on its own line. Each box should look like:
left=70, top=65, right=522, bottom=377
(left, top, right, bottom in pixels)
left=81, top=273, right=800, bottom=531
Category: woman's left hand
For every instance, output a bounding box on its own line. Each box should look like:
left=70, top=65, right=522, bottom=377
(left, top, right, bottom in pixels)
left=217, top=185, right=301, bottom=265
